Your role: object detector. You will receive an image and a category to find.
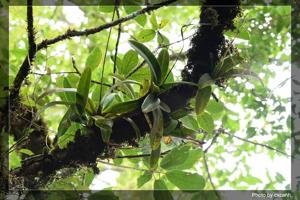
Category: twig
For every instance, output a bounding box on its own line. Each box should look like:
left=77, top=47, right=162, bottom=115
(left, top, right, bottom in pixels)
left=203, top=153, right=220, bottom=199
left=98, top=7, right=116, bottom=113
left=71, top=57, right=111, bottom=87
left=204, top=132, right=220, bottom=153
left=113, top=3, right=121, bottom=85
left=222, top=130, right=291, bottom=157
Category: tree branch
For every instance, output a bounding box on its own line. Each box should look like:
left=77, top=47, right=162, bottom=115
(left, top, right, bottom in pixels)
left=10, top=0, right=36, bottom=102
left=36, top=0, right=178, bottom=51
left=222, top=130, right=291, bottom=157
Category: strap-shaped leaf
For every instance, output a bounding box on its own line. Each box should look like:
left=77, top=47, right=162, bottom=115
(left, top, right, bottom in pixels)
left=212, top=53, right=244, bottom=78
left=85, top=46, right=102, bottom=71
left=195, top=86, right=212, bottom=115
left=63, top=78, right=76, bottom=103
left=141, top=93, right=160, bottom=113
left=102, top=98, right=143, bottom=115
left=94, top=117, right=113, bottom=143
left=76, top=67, right=92, bottom=113
left=129, top=40, right=161, bottom=85
left=36, top=88, right=77, bottom=104
left=56, top=107, right=73, bottom=140
left=149, top=108, right=164, bottom=169
left=39, top=101, right=74, bottom=114
left=124, top=117, right=141, bottom=141
left=198, top=73, right=214, bottom=89
left=157, top=48, right=169, bottom=82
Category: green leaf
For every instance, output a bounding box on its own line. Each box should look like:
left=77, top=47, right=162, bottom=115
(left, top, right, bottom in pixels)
left=213, top=54, right=244, bottom=78
left=57, top=122, right=81, bottom=148
left=99, top=1, right=115, bottom=13
left=159, top=101, right=171, bottom=113
left=170, top=107, right=193, bottom=120
left=206, top=100, right=224, bottom=115
left=158, top=19, right=169, bottom=29
left=129, top=40, right=161, bottom=84
left=197, top=112, right=214, bottom=134
left=241, top=175, right=262, bottom=185
left=18, top=148, right=34, bottom=156
left=137, top=172, right=153, bottom=188
left=123, top=6, right=146, bottom=26
left=76, top=67, right=92, bottom=113
left=63, top=78, right=76, bottom=103
left=157, top=48, right=169, bottom=82
left=275, top=172, right=285, bottom=183
left=94, top=117, right=113, bottom=143
left=124, top=117, right=141, bottom=140
left=57, top=107, right=74, bottom=140
left=101, top=93, right=120, bottom=112
left=153, top=180, right=173, bottom=200
left=222, top=115, right=240, bottom=132
left=102, top=98, right=143, bottom=115
left=136, top=29, right=156, bottom=43
left=160, top=144, right=202, bottom=170
left=36, top=88, right=77, bottom=104
left=195, top=86, right=212, bottom=115
left=120, top=50, right=138, bottom=75
left=141, top=93, right=160, bottom=113
left=198, top=73, right=214, bottom=89
left=157, top=32, right=170, bottom=46
left=39, top=101, right=74, bottom=114
left=166, top=170, right=205, bottom=190
left=150, top=13, right=158, bottom=30
left=150, top=144, right=161, bottom=169
left=180, top=115, right=199, bottom=131
left=85, top=47, right=102, bottom=71
left=135, top=14, right=147, bottom=27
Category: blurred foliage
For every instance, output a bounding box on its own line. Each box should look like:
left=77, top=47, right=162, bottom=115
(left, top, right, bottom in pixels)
left=8, top=3, right=291, bottom=196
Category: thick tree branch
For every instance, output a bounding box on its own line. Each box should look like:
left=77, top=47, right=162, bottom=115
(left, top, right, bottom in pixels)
left=10, top=0, right=36, bottom=102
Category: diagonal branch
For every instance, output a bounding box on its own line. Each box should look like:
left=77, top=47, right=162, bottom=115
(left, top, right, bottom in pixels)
left=36, top=0, right=177, bottom=51
left=222, top=130, right=291, bottom=157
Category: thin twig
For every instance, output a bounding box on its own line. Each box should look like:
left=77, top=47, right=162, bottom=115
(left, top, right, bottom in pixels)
left=98, top=7, right=116, bottom=113
left=71, top=57, right=112, bottom=87
left=203, top=153, right=220, bottom=199
left=223, top=131, right=291, bottom=157
left=113, top=2, right=122, bottom=85
left=204, top=132, right=220, bottom=153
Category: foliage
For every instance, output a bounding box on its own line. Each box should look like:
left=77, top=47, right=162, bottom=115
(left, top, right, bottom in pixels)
left=8, top=4, right=291, bottom=196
